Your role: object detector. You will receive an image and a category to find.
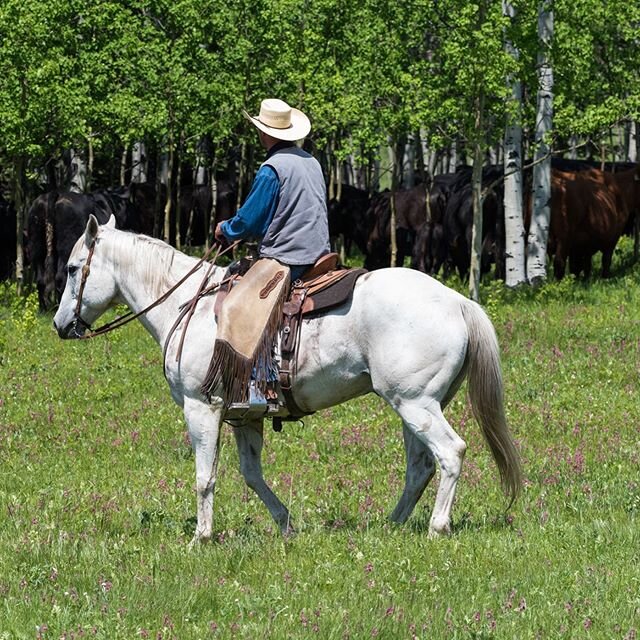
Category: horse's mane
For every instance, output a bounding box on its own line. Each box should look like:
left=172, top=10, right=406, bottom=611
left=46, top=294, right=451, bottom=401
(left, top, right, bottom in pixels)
left=106, top=231, right=193, bottom=299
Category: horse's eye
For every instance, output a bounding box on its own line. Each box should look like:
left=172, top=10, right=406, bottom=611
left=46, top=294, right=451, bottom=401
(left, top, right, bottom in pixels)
left=67, top=265, right=79, bottom=277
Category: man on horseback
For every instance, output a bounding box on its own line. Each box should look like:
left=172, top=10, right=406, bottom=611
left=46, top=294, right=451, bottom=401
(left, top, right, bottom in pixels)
left=205, top=98, right=330, bottom=411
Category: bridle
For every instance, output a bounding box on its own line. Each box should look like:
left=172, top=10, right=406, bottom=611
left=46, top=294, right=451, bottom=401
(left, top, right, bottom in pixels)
left=71, top=232, right=239, bottom=340
left=71, top=237, right=97, bottom=336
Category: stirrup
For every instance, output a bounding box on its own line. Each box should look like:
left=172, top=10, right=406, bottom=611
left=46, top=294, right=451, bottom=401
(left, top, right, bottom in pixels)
left=226, top=384, right=281, bottom=419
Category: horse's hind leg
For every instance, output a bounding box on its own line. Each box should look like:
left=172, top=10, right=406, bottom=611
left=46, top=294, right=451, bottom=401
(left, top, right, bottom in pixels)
left=395, top=401, right=466, bottom=537
left=390, top=422, right=436, bottom=524
left=232, top=419, right=294, bottom=536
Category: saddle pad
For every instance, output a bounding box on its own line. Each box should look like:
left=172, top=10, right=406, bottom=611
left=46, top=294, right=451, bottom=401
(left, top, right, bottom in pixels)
left=302, top=268, right=367, bottom=316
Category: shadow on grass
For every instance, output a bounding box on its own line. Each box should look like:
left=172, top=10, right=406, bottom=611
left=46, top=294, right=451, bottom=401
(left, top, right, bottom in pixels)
left=401, top=510, right=516, bottom=536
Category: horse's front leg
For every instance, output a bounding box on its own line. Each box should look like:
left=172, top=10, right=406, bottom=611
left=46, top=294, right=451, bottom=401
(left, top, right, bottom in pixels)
left=232, top=419, right=294, bottom=536
left=183, top=395, right=224, bottom=545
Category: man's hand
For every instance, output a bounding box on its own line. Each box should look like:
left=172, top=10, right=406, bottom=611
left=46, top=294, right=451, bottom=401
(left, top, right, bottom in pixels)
left=214, top=222, right=226, bottom=243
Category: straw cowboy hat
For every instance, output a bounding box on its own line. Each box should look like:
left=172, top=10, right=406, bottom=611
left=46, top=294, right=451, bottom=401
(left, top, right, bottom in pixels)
left=243, top=98, right=311, bottom=141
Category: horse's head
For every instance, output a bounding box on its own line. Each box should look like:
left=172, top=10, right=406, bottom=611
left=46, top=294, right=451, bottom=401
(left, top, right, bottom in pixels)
left=53, top=214, right=118, bottom=339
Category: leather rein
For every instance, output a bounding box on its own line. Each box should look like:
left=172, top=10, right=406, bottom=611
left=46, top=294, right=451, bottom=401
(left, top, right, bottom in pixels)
left=72, top=234, right=239, bottom=340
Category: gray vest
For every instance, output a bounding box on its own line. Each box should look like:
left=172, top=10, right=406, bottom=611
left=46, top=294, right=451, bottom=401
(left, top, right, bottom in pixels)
left=259, top=147, right=330, bottom=265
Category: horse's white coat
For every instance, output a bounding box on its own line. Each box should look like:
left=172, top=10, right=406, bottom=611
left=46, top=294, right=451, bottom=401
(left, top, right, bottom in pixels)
left=53, top=216, right=521, bottom=542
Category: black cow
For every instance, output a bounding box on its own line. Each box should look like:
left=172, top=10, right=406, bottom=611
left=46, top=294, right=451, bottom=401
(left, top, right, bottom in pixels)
left=24, top=191, right=58, bottom=310
left=25, top=185, right=156, bottom=309
left=327, top=184, right=372, bottom=257
left=441, top=166, right=505, bottom=280
left=178, top=180, right=236, bottom=247
left=364, top=184, right=433, bottom=270
left=0, top=193, right=16, bottom=282
left=53, top=188, right=150, bottom=296
left=127, top=182, right=158, bottom=237
left=413, top=173, right=464, bottom=276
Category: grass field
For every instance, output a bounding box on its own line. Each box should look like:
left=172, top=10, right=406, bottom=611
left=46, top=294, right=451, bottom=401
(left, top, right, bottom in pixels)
left=0, top=244, right=639, bottom=639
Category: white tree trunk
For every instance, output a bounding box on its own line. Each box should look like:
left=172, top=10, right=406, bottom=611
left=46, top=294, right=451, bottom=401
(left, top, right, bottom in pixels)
left=12, top=156, right=25, bottom=286
left=87, top=128, right=94, bottom=191
left=194, top=164, right=207, bottom=186
left=404, top=136, right=416, bottom=187
left=503, top=0, right=527, bottom=287
left=469, top=143, right=484, bottom=302
left=159, top=146, right=172, bottom=244
left=526, top=0, right=554, bottom=284
left=569, top=135, right=578, bottom=160
left=389, top=139, right=400, bottom=267
left=627, top=121, right=638, bottom=163
left=120, top=146, right=128, bottom=186
left=194, top=136, right=209, bottom=186
left=208, top=168, right=218, bottom=250
left=69, top=148, right=87, bottom=193
left=449, top=141, right=459, bottom=173
left=469, top=91, right=485, bottom=302
left=132, top=142, right=148, bottom=183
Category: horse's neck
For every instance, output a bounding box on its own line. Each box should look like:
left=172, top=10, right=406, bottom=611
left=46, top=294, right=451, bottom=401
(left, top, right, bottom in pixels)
left=111, top=235, right=222, bottom=344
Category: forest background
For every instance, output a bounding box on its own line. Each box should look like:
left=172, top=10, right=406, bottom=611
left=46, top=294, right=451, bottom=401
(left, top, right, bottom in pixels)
left=1, top=0, right=640, bottom=296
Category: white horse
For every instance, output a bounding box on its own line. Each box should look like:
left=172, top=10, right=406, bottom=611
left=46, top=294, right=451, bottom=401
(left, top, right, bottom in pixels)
left=53, top=215, right=521, bottom=543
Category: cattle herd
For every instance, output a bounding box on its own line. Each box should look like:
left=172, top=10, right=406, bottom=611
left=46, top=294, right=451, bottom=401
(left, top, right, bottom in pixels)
left=18, top=181, right=236, bottom=311
left=331, top=158, right=639, bottom=282
left=2, top=157, right=639, bottom=311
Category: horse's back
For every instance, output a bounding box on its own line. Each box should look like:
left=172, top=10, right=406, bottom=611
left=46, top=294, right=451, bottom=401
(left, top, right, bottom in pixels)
left=352, top=268, right=469, bottom=338
left=294, top=268, right=471, bottom=410
left=354, top=267, right=469, bottom=373
left=355, top=266, right=465, bottom=306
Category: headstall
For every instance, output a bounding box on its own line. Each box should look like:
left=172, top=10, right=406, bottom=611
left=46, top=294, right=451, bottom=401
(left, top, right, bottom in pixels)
left=71, top=233, right=239, bottom=339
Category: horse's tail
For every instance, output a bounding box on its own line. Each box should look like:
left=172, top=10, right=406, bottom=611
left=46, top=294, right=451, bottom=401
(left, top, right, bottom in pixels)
left=461, top=300, right=522, bottom=507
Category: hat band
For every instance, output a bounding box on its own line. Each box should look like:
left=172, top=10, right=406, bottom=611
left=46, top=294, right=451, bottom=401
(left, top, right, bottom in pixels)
left=258, top=113, right=291, bottom=129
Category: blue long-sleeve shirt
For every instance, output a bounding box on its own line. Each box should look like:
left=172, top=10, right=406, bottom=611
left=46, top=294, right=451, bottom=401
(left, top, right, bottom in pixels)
left=219, top=165, right=279, bottom=241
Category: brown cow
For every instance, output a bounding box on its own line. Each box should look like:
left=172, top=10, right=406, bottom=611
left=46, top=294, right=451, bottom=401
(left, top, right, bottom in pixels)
left=606, top=165, right=640, bottom=241
left=546, top=165, right=640, bottom=279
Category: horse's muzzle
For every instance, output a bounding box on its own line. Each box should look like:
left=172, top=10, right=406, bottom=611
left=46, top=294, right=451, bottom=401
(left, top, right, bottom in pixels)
left=53, top=318, right=86, bottom=339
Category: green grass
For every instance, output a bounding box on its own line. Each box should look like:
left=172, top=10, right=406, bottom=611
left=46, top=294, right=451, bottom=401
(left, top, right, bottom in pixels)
left=1, top=243, right=639, bottom=639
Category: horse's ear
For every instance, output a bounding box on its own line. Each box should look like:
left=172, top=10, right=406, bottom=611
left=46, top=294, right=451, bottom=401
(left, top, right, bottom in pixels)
left=105, top=214, right=117, bottom=229
left=85, top=214, right=99, bottom=246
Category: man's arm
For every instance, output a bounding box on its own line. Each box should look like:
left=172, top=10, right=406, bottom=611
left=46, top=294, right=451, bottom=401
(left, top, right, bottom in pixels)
left=215, top=165, right=279, bottom=242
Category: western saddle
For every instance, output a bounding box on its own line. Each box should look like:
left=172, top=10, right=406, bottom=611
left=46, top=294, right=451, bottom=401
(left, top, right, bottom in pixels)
left=219, top=252, right=367, bottom=426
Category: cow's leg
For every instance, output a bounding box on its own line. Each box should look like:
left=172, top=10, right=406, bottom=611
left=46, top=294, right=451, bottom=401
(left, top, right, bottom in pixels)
left=233, top=419, right=294, bottom=535
left=553, top=246, right=567, bottom=279
left=390, top=421, right=436, bottom=523
left=184, top=396, right=224, bottom=545
left=601, top=248, right=614, bottom=278
left=569, top=251, right=594, bottom=279
left=393, top=400, right=466, bottom=537
left=432, top=227, right=447, bottom=276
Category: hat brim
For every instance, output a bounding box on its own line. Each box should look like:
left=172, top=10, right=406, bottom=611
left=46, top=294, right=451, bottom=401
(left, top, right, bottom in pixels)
left=243, top=108, right=311, bottom=141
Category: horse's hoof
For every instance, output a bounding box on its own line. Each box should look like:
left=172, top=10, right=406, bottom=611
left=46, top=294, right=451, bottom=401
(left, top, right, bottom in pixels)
left=428, top=519, right=451, bottom=538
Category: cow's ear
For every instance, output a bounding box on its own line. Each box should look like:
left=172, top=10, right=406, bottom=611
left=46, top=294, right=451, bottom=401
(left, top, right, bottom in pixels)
left=85, top=214, right=99, bottom=246
left=105, top=214, right=117, bottom=229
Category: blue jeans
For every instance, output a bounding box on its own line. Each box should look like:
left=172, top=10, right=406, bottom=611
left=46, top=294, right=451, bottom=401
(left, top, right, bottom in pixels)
left=288, top=263, right=313, bottom=282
